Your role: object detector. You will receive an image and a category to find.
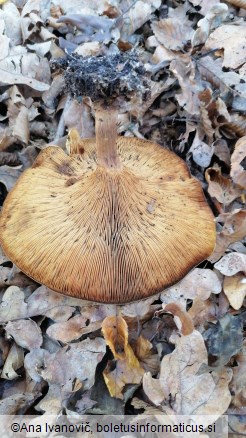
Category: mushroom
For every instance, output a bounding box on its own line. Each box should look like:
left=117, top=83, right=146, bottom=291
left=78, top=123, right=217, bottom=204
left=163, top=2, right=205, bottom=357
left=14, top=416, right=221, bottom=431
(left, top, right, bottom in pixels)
left=0, top=52, right=216, bottom=304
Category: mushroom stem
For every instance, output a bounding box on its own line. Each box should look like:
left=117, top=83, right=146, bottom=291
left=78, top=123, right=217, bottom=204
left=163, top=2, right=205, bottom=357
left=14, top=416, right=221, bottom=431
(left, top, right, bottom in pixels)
left=95, top=106, right=122, bottom=170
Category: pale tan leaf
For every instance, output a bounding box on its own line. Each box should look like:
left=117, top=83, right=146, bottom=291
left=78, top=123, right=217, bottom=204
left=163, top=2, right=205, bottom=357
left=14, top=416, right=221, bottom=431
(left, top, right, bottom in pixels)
left=1, top=343, right=24, bottom=380
left=205, top=167, right=244, bottom=205
left=223, top=273, right=246, bottom=310
left=143, top=331, right=232, bottom=416
left=47, top=314, right=101, bottom=342
left=231, top=136, right=246, bottom=189
left=215, top=253, right=246, bottom=276
left=205, top=24, right=246, bottom=69
left=5, top=319, right=42, bottom=350
left=152, top=18, right=193, bottom=50
left=162, top=268, right=221, bottom=302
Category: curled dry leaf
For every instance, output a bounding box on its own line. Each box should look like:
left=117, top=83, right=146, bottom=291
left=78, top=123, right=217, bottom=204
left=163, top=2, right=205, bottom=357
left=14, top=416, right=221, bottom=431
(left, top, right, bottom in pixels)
left=1, top=343, right=24, bottom=380
left=223, top=273, right=246, bottom=310
left=169, top=58, right=202, bottom=115
left=134, top=335, right=160, bottom=374
left=191, top=4, right=228, bottom=47
left=163, top=303, right=194, bottom=335
left=102, top=316, right=144, bottom=399
left=5, top=319, right=43, bottom=350
left=231, top=136, right=246, bottom=189
left=205, top=23, right=246, bottom=69
left=205, top=167, right=244, bottom=205
left=162, top=268, right=221, bottom=302
left=215, top=252, right=246, bottom=276
left=209, top=209, right=246, bottom=263
left=226, top=0, right=246, bottom=9
left=143, top=330, right=232, bottom=416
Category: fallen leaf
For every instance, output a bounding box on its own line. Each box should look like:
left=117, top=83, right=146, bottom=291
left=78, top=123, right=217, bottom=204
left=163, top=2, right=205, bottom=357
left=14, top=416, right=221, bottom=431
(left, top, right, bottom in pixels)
left=188, top=298, right=217, bottom=327
left=102, top=316, right=144, bottom=399
left=5, top=319, right=42, bottom=350
left=205, top=23, right=246, bottom=69
left=41, top=338, right=105, bottom=393
left=134, top=335, right=160, bottom=374
left=205, top=167, right=244, bottom=205
left=209, top=209, right=246, bottom=263
left=230, top=342, right=246, bottom=409
left=162, top=268, right=221, bottom=302
left=143, top=330, right=232, bottom=416
left=152, top=17, right=193, bottom=51
left=0, top=165, right=22, bottom=191
left=169, top=57, right=202, bottom=115
left=190, top=131, right=213, bottom=167
left=231, top=136, right=246, bottom=189
left=215, top=252, right=246, bottom=276
left=223, top=273, right=246, bottom=310
left=47, top=314, right=101, bottom=342
left=1, top=343, right=24, bottom=380
left=203, top=314, right=244, bottom=367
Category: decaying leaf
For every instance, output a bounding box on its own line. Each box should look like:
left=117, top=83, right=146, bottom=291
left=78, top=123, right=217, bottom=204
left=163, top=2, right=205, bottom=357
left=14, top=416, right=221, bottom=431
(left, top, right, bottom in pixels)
left=205, top=23, right=246, bottom=69
left=40, top=338, right=105, bottom=393
left=1, top=343, right=24, bottom=380
left=143, top=330, right=232, bottom=415
left=5, top=319, right=43, bottom=350
left=161, top=268, right=221, bottom=303
left=209, top=209, right=246, bottom=263
left=134, top=335, right=159, bottom=374
left=230, top=342, right=246, bottom=410
left=215, top=252, right=246, bottom=276
left=203, top=313, right=244, bottom=367
left=152, top=17, right=193, bottom=50
left=223, top=273, right=246, bottom=310
left=47, top=314, right=102, bottom=342
left=205, top=167, right=244, bottom=205
left=188, top=298, right=217, bottom=327
left=102, top=316, right=144, bottom=399
left=231, top=136, right=246, bottom=189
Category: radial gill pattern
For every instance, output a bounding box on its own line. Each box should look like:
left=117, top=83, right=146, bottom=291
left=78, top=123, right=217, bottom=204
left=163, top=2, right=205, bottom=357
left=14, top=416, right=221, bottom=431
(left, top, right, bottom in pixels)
left=0, top=137, right=216, bottom=303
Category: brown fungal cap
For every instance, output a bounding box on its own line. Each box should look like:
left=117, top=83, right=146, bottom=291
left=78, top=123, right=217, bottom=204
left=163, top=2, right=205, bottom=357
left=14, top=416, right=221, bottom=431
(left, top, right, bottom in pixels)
left=0, top=133, right=215, bottom=304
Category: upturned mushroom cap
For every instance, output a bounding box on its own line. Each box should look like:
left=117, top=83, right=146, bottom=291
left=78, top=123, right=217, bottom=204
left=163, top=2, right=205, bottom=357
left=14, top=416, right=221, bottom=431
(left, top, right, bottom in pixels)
left=0, top=133, right=215, bottom=303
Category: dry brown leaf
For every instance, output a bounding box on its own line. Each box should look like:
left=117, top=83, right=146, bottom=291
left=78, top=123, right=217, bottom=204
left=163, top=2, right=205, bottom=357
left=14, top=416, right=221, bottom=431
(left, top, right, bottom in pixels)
left=152, top=17, right=193, bottom=50
left=213, top=139, right=230, bottom=166
left=41, top=338, right=105, bottom=393
left=47, top=314, right=101, bottom=342
left=169, top=58, right=202, bottom=115
left=215, top=252, right=246, bottom=276
left=134, top=335, right=159, bottom=374
left=143, top=330, right=232, bottom=415
left=7, top=86, right=29, bottom=144
left=230, top=343, right=246, bottom=409
left=205, top=167, right=244, bottom=205
left=161, top=268, right=221, bottom=303
left=102, top=316, right=144, bottom=399
left=5, top=319, right=42, bottom=350
left=0, top=165, right=22, bottom=191
left=188, top=298, right=217, bottom=327
left=122, top=0, right=160, bottom=37
left=209, top=209, right=246, bottom=263
left=1, top=343, right=24, bottom=380
left=190, top=131, right=213, bottom=167
left=102, top=315, right=129, bottom=360
left=231, top=136, right=246, bottom=189
left=0, top=393, right=37, bottom=415
left=163, top=303, right=194, bottom=335
left=223, top=273, right=246, bottom=310
left=205, top=23, right=246, bottom=68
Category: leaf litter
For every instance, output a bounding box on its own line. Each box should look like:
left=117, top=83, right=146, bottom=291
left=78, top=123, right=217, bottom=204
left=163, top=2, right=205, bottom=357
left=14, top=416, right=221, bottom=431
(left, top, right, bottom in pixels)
left=0, top=0, right=245, bottom=431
